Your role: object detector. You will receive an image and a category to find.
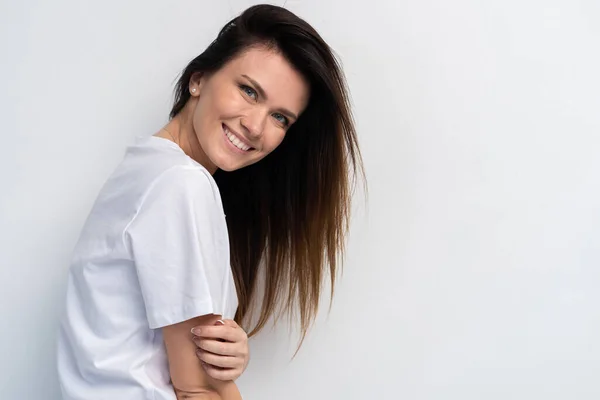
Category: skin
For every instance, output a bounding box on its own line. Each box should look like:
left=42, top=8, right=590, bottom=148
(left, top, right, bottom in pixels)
left=190, top=319, right=250, bottom=381
left=155, top=46, right=310, bottom=387
left=163, top=315, right=245, bottom=400
left=157, top=45, right=309, bottom=173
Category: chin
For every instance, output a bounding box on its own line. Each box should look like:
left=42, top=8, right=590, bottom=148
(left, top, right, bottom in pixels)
left=212, top=156, right=244, bottom=173
left=217, top=164, right=238, bottom=172
left=211, top=147, right=259, bottom=172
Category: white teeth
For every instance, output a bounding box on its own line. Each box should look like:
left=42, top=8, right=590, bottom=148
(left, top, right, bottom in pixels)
left=224, top=127, right=251, bottom=151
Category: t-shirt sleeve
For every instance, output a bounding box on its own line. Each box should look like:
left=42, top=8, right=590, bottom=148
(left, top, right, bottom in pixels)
left=124, top=166, right=228, bottom=329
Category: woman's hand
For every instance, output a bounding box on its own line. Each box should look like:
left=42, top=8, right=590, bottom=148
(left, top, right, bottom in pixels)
left=190, top=319, right=250, bottom=381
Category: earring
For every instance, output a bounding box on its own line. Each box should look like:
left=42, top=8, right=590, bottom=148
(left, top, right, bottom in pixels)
left=191, top=88, right=197, bottom=93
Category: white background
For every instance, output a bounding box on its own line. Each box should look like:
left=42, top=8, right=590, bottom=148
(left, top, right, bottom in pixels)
left=1, top=0, right=600, bottom=399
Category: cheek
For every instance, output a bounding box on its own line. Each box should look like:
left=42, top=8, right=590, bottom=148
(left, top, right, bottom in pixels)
left=194, top=89, right=238, bottom=128
left=215, top=88, right=245, bottom=120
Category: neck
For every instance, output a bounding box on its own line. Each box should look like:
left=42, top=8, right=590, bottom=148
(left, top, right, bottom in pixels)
left=158, top=101, right=217, bottom=174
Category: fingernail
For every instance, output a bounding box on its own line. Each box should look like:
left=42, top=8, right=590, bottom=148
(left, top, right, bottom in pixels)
left=216, top=319, right=225, bottom=325
left=191, top=327, right=201, bottom=335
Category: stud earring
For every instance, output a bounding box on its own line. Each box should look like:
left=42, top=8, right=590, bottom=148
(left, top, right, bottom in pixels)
left=191, top=88, right=197, bottom=93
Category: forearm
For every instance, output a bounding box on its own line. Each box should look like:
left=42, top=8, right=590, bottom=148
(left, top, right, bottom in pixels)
left=174, top=381, right=242, bottom=400
left=164, top=316, right=243, bottom=400
left=174, top=388, right=221, bottom=400
left=216, top=382, right=243, bottom=400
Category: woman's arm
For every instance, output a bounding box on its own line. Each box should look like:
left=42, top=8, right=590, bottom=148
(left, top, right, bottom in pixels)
left=162, top=314, right=243, bottom=400
left=191, top=319, right=250, bottom=381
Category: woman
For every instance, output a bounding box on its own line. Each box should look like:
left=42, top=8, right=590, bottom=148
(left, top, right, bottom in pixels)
left=57, top=4, right=363, bottom=399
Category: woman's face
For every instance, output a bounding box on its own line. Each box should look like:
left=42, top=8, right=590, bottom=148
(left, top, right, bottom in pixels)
left=189, top=46, right=310, bottom=172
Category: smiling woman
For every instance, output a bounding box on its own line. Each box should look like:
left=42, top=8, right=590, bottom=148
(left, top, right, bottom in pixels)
left=57, top=4, right=363, bottom=400
left=172, top=46, right=310, bottom=173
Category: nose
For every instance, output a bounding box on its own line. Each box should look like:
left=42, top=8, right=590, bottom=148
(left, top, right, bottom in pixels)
left=240, top=108, right=267, bottom=139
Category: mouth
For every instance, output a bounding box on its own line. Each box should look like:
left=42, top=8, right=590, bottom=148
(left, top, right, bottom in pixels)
left=222, top=124, right=255, bottom=153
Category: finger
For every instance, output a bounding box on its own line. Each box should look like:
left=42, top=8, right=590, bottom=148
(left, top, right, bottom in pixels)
left=218, top=319, right=239, bottom=328
left=197, top=349, right=240, bottom=369
left=196, top=325, right=241, bottom=342
left=193, top=337, right=238, bottom=356
left=201, top=362, right=239, bottom=381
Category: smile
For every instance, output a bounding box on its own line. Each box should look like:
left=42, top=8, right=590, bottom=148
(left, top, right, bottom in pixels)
left=223, top=124, right=254, bottom=152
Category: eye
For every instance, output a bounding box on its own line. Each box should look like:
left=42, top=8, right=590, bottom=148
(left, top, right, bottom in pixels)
left=272, top=112, right=289, bottom=127
left=239, top=84, right=257, bottom=100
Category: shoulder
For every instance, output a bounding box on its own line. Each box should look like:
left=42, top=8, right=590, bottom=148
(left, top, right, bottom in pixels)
left=119, top=136, right=219, bottom=202
left=145, top=165, right=220, bottom=205
left=125, top=164, right=223, bottom=232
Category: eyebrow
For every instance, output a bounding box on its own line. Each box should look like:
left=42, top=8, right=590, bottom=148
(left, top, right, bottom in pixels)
left=242, top=74, right=299, bottom=120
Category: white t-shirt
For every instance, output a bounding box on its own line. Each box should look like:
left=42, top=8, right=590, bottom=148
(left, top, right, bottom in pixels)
left=57, top=136, right=238, bottom=400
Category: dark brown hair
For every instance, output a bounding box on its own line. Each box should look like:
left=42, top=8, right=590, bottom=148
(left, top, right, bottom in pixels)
left=170, top=4, right=364, bottom=344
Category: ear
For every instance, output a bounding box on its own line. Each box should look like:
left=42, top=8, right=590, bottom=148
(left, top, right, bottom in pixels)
left=189, top=72, right=205, bottom=97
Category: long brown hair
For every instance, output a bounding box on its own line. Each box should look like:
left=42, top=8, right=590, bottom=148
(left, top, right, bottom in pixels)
left=170, top=4, right=364, bottom=343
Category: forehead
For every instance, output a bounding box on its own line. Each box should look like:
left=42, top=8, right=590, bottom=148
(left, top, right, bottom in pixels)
left=221, top=47, right=310, bottom=112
